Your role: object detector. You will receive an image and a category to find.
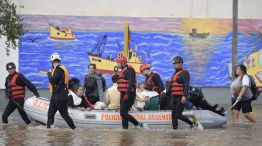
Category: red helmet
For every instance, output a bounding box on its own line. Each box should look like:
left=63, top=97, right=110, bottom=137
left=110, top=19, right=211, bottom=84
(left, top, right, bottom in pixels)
left=140, top=64, right=151, bottom=73
left=116, top=56, right=127, bottom=64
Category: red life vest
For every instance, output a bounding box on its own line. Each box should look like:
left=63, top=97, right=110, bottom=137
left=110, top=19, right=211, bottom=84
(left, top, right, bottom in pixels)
left=7, top=73, right=25, bottom=100
left=146, top=72, right=162, bottom=95
left=171, top=69, right=189, bottom=96
left=117, top=65, right=136, bottom=92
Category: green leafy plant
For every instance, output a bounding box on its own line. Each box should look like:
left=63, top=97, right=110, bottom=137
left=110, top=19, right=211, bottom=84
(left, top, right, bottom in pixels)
left=0, top=0, right=23, bottom=56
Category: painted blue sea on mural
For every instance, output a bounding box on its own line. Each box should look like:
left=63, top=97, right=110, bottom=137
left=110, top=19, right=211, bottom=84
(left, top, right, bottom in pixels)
left=19, top=31, right=262, bottom=88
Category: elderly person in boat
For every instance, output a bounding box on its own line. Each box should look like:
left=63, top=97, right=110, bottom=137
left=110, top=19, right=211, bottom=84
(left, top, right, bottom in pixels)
left=68, top=77, right=80, bottom=90
left=68, top=84, right=94, bottom=110
left=136, top=81, right=160, bottom=110
left=136, top=81, right=147, bottom=108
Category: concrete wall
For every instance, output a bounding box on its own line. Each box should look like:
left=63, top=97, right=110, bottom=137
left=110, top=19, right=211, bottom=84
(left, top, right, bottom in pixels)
left=1, top=0, right=262, bottom=89
left=0, top=37, right=19, bottom=89
left=16, top=0, right=262, bottom=19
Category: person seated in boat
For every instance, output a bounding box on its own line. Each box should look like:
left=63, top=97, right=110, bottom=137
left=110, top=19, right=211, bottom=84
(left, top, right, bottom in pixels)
left=135, top=81, right=147, bottom=109
left=83, top=64, right=105, bottom=104
left=68, top=77, right=80, bottom=90
left=188, top=87, right=225, bottom=116
left=68, top=84, right=94, bottom=110
left=138, top=81, right=160, bottom=110
left=159, top=80, right=172, bottom=110
left=105, top=74, right=121, bottom=110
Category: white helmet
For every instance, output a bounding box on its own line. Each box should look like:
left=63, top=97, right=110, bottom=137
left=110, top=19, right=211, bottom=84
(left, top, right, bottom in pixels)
left=50, top=53, right=61, bottom=61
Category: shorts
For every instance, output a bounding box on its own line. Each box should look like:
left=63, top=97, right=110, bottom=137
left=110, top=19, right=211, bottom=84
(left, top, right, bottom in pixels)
left=232, top=99, right=252, bottom=113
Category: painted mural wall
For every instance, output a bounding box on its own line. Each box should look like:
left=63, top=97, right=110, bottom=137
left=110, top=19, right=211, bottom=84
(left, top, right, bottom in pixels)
left=19, top=15, right=262, bottom=88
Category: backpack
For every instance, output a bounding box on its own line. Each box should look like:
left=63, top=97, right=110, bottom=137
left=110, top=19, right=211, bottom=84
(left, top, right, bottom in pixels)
left=248, top=75, right=261, bottom=100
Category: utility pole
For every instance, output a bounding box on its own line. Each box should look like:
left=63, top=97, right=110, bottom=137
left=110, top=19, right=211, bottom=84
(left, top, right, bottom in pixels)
left=232, top=0, right=238, bottom=81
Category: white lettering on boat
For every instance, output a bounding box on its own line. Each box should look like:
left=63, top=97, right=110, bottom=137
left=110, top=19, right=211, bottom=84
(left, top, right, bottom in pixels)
left=33, top=99, right=49, bottom=110
left=101, top=113, right=171, bottom=121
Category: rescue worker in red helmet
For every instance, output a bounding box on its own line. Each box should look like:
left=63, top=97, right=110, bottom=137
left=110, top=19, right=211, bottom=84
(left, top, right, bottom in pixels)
left=140, top=64, right=165, bottom=95
left=41, top=53, right=76, bottom=129
left=116, top=55, right=144, bottom=129
left=3, top=62, right=40, bottom=124
left=166, top=56, right=195, bottom=129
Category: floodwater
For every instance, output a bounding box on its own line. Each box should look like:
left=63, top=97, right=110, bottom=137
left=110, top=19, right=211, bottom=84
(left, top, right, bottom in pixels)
left=0, top=100, right=262, bottom=145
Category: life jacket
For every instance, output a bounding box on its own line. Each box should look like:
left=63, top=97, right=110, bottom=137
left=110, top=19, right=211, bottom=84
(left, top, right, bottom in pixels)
left=146, top=72, right=162, bottom=95
left=171, top=68, right=189, bottom=96
left=117, top=65, right=136, bottom=92
left=7, top=72, right=25, bottom=100
left=49, top=65, right=69, bottom=93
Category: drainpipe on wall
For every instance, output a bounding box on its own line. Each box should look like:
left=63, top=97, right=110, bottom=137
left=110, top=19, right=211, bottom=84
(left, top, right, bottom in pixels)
left=232, top=0, right=238, bottom=81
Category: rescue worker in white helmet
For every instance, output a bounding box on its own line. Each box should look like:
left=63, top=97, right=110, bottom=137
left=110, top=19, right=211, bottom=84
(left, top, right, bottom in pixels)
left=41, top=53, right=76, bottom=129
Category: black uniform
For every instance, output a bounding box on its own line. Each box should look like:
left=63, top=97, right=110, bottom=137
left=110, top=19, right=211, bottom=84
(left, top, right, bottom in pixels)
left=167, top=69, right=193, bottom=129
left=47, top=66, right=76, bottom=129
left=159, top=92, right=172, bottom=110
left=119, top=65, right=139, bottom=129
left=146, top=72, right=165, bottom=94
left=3, top=73, right=39, bottom=124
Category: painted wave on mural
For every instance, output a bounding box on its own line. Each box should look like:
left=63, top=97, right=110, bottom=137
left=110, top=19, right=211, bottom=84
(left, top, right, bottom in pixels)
left=19, top=31, right=262, bottom=88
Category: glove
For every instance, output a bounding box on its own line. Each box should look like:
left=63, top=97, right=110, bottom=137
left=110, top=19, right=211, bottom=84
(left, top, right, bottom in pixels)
left=123, top=94, right=128, bottom=101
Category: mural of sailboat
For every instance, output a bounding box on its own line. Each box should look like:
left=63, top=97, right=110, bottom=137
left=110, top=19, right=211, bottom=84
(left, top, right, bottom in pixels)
left=88, top=22, right=144, bottom=74
left=189, top=28, right=210, bottom=39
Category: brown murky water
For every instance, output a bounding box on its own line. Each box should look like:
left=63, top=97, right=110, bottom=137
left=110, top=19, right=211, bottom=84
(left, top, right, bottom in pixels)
left=0, top=103, right=262, bottom=146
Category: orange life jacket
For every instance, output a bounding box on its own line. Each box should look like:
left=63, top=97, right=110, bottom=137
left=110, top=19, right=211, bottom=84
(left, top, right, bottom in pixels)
left=7, top=73, right=25, bottom=100
left=117, top=65, right=136, bottom=92
left=171, top=69, right=188, bottom=96
left=146, top=72, right=162, bottom=95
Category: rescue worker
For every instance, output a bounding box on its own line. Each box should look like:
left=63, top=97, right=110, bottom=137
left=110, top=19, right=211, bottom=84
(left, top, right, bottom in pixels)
left=116, top=55, right=144, bottom=129
left=166, top=56, right=195, bottom=129
left=3, top=62, right=40, bottom=124
left=140, top=64, right=165, bottom=95
left=42, top=53, right=76, bottom=129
